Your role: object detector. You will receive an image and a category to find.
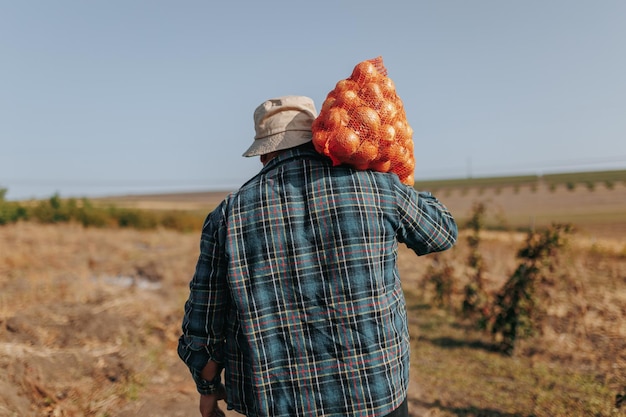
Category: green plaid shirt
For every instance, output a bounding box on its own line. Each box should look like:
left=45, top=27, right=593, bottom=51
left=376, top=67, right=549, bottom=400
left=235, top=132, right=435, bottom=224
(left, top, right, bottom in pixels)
left=178, top=146, right=457, bottom=417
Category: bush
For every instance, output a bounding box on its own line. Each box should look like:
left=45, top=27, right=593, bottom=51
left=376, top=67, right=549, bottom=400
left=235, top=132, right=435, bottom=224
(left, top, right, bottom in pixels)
left=31, top=194, right=72, bottom=223
left=110, top=207, right=159, bottom=230
left=488, top=223, right=574, bottom=355
left=0, top=191, right=206, bottom=233
left=159, top=211, right=204, bottom=233
left=0, top=201, right=28, bottom=225
left=0, top=187, right=28, bottom=224
left=77, top=199, right=115, bottom=228
left=423, top=254, right=455, bottom=308
left=463, top=202, right=489, bottom=322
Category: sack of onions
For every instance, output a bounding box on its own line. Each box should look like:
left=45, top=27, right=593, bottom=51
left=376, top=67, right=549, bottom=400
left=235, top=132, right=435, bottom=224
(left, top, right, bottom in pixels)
left=312, top=56, right=415, bottom=186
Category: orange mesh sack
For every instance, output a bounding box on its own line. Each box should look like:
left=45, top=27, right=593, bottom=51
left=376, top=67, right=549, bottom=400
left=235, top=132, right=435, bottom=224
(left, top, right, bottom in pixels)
left=312, top=56, right=415, bottom=186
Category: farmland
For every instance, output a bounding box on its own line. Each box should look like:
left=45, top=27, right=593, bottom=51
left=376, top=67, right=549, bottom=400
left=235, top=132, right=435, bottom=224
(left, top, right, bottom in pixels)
left=96, top=169, right=626, bottom=238
left=0, top=169, right=625, bottom=416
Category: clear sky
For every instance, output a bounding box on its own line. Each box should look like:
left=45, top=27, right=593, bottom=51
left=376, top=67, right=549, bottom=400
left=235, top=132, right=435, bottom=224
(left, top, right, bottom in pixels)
left=1, top=1, right=625, bottom=200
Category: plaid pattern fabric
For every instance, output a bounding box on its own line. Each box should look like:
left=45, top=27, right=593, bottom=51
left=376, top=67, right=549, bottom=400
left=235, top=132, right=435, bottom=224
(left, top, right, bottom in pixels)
left=179, top=147, right=457, bottom=417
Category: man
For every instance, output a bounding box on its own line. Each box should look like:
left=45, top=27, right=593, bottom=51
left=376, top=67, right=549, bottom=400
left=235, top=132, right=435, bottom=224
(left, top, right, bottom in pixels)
left=178, top=95, right=458, bottom=417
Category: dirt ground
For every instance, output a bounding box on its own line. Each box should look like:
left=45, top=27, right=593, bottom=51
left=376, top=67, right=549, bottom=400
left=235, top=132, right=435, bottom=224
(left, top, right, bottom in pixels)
left=0, top=222, right=436, bottom=417
left=1, top=179, right=625, bottom=416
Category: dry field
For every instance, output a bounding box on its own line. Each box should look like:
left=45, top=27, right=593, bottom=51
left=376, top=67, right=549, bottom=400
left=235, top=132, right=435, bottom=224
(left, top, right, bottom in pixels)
left=1, top=181, right=625, bottom=416
left=99, top=179, right=626, bottom=239
left=436, top=180, right=626, bottom=240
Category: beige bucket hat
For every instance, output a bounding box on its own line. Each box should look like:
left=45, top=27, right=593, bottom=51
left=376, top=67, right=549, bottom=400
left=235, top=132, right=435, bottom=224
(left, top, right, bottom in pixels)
left=242, top=95, right=318, bottom=157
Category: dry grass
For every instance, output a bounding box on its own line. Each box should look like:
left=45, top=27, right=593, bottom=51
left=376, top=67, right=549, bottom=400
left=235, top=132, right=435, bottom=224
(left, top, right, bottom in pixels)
left=0, top=215, right=625, bottom=415
left=0, top=222, right=201, bottom=417
left=401, top=227, right=626, bottom=416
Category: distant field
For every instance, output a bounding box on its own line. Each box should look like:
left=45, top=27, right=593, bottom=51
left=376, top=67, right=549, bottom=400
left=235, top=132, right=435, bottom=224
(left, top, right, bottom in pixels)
left=96, top=169, right=626, bottom=239
left=414, top=169, right=626, bottom=191
left=423, top=173, right=626, bottom=239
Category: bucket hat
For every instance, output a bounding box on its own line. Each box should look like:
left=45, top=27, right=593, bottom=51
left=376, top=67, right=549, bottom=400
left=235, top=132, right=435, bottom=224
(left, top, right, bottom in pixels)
left=242, top=95, right=318, bottom=157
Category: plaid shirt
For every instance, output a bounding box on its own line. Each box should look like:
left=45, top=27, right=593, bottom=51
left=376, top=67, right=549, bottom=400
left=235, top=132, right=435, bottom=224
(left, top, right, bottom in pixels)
left=178, top=147, right=457, bottom=417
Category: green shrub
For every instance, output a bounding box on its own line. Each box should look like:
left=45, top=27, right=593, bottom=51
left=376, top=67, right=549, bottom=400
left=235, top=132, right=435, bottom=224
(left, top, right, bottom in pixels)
left=159, top=211, right=204, bottom=233
left=110, top=207, right=159, bottom=230
left=463, top=202, right=489, bottom=323
left=31, top=193, right=72, bottom=223
left=488, top=223, right=574, bottom=355
left=78, top=208, right=114, bottom=228
left=423, top=254, right=455, bottom=308
left=0, top=201, right=29, bottom=225
left=0, top=187, right=27, bottom=224
left=0, top=190, right=211, bottom=232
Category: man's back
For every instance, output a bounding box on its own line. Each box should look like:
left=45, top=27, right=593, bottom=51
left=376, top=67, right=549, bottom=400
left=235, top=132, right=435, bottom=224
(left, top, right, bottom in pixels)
left=215, top=146, right=457, bottom=417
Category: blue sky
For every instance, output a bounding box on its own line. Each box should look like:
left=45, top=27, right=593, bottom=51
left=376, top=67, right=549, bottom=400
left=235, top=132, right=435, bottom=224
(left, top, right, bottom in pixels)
left=1, top=1, right=625, bottom=200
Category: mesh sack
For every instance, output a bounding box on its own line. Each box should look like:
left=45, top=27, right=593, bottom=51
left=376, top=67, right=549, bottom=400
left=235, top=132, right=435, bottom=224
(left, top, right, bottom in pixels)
left=312, top=56, right=415, bottom=186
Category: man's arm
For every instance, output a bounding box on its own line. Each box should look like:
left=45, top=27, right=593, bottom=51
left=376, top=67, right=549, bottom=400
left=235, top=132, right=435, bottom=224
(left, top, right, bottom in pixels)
left=395, top=185, right=458, bottom=255
left=198, top=360, right=226, bottom=417
left=178, top=203, right=230, bottom=396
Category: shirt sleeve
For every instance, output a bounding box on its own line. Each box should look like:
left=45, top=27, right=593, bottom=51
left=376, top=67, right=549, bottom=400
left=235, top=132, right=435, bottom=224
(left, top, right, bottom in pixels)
left=178, top=200, right=229, bottom=388
left=394, top=182, right=458, bottom=255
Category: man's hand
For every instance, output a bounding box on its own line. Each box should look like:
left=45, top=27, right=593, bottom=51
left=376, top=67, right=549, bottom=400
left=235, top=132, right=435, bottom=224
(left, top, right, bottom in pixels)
left=199, top=384, right=226, bottom=417
left=199, top=394, right=224, bottom=417
left=198, top=360, right=226, bottom=417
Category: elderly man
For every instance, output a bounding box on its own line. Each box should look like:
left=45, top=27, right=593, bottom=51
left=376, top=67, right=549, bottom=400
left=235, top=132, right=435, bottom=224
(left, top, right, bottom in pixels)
left=178, top=95, right=458, bottom=417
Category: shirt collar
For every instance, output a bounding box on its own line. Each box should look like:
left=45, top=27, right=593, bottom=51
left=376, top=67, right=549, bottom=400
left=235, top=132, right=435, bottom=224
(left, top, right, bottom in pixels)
left=260, top=146, right=329, bottom=174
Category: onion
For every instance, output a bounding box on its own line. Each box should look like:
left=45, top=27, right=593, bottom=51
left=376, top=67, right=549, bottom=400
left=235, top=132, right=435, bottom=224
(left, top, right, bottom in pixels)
left=379, top=76, right=396, bottom=98
left=324, top=107, right=349, bottom=131
left=359, top=82, right=384, bottom=108
left=335, top=89, right=361, bottom=110
left=350, top=106, right=381, bottom=139
left=378, top=100, right=398, bottom=124
left=328, top=127, right=360, bottom=159
left=335, top=79, right=359, bottom=94
left=350, top=60, right=382, bottom=85
left=380, top=124, right=396, bottom=145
